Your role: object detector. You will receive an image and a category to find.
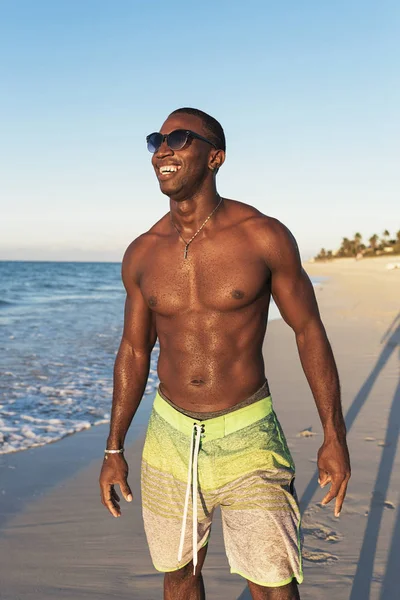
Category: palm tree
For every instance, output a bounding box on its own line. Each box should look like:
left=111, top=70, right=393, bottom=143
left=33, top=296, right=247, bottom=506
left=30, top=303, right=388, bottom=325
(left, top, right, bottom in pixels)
left=341, top=237, right=353, bottom=256
left=369, top=234, right=379, bottom=252
left=382, top=230, right=390, bottom=247
left=354, top=232, right=362, bottom=255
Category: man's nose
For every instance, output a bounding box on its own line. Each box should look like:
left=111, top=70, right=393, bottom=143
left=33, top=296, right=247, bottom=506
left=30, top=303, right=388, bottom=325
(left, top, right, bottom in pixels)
left=155, top=137, right=174, bottom=158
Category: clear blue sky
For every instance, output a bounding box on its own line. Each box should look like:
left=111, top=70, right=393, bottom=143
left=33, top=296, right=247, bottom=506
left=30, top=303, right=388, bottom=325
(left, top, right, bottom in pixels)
left=1, top=0, right=399, bottom=261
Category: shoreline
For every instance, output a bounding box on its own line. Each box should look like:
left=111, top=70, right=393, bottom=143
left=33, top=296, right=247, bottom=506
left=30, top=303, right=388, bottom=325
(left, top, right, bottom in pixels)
left=0, top=394, right=154, bottom=529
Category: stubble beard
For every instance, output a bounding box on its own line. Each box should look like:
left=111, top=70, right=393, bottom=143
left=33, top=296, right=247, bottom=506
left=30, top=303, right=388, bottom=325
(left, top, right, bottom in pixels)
left=160, top=175, right=192, bottom=202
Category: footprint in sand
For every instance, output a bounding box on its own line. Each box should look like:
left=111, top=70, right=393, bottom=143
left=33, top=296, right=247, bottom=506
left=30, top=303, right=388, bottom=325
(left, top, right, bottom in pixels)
left=364, top=492, right=396, bottom=515
left=302, top=523, right=341, bottom=543
left=302, top=550, right=338, bottom=563
left=297, top=427, right=318, bottom=438
left=365, top=506, right=395, bottom=516
left=303, top=502, right=327, bottom=517
left=366, top=500, right=396, bottom=512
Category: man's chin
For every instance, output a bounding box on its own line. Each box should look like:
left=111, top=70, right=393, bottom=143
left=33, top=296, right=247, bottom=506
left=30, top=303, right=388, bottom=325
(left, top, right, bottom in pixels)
left=159, top=180, right=183, bottom=197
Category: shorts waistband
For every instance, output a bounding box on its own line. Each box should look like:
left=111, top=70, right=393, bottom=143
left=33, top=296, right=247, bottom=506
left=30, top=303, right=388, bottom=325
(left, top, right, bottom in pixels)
left=153, top=391, right=273, bottom=440
left=158, top=380, right=270, bottom=420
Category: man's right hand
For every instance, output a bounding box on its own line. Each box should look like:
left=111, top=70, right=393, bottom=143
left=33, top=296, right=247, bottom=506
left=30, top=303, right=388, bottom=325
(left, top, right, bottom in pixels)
left=99, top=454, right=133, bottom=517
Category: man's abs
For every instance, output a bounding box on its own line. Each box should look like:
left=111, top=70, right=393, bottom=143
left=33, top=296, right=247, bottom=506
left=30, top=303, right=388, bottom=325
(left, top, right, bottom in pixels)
left=155, top=311, right=269, bottom=413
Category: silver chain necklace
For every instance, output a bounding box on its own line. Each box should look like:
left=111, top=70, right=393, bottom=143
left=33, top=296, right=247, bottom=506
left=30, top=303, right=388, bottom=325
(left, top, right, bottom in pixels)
left=170, top=196, right=223, bottom=259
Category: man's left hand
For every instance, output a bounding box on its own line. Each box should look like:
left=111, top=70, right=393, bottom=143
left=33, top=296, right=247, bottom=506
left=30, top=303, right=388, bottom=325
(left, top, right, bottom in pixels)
left=317, top=437, right=351, bottom=517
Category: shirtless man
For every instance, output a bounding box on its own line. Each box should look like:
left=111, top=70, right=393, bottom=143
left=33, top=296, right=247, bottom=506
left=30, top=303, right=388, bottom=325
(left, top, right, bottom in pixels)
left=99, top=108, right=351, bottom=600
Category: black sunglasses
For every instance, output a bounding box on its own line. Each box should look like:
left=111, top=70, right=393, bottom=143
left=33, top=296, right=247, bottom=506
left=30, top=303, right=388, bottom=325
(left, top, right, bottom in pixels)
left=146, top=129, right=217, bottom=153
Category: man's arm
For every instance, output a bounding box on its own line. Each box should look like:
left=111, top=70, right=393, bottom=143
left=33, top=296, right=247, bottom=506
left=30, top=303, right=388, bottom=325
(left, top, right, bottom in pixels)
left=99, top=238, right=156, bottom=517
left=262, top=218, right=350, bottom=517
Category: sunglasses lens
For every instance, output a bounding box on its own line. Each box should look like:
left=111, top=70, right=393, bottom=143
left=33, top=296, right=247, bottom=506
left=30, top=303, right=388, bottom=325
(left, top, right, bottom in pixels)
left=168, top=129, right=189, bottom=150
left=147, top=133, right=162, bottom=153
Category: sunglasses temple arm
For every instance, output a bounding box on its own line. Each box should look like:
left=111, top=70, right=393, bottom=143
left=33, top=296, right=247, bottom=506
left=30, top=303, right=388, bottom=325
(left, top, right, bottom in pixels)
left=193, top=133, right=217, bottom=148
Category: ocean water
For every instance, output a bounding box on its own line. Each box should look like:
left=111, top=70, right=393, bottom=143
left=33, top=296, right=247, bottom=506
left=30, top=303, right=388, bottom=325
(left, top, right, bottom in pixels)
left=0, top=261, right=322, bottom=455
left=0, top=261, right=159, bottom=455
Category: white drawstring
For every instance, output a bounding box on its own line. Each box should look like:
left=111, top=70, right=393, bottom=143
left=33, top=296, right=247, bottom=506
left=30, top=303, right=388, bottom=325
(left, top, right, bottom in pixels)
left=177, top=423, right=203, bottom=575
left=192, top=424, right=202, bottom=573
left=177, top=425, right=195, bottom=562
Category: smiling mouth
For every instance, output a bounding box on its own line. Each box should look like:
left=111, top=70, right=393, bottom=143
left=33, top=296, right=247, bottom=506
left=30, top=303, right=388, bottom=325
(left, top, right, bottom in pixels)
left=158, top=165, right=181, bottom=177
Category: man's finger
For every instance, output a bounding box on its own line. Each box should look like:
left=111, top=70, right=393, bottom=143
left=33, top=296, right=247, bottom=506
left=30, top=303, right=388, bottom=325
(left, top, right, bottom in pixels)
left=107, top=496, right=121, bottom=518
left=105, top=493, right=121, bottom=518
left=321, top=477, right=342, bottom=506
left=119, top=481, right=133, bottom=502
left=318, top=472, right=331, bottom=488
left=334, top=477, right=350, bottom=517
left=111, top=487, right=120, bottom=503
left=100, top=483, right=121, bottom=517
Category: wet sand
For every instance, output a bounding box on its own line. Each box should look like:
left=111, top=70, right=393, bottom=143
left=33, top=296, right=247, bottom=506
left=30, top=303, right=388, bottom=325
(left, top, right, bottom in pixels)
left=0, top=256, right=399, bottom=599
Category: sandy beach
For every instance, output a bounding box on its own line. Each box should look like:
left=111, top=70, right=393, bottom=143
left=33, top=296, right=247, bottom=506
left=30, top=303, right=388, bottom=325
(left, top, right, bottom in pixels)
left=0, top=255, right=399, bottom=600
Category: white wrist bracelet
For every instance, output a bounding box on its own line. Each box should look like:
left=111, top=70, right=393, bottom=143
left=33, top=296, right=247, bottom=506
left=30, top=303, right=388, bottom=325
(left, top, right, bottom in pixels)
left=104, top=448, right=124, bottom=454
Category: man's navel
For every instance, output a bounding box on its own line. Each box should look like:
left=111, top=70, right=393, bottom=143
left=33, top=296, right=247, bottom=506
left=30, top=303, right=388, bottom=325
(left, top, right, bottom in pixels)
left=190, top=379, right=205, bottom=386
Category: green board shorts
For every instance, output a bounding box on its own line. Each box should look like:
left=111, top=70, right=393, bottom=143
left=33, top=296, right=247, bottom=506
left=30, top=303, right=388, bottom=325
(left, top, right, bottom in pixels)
left=141, top=389, right=303, bottom=588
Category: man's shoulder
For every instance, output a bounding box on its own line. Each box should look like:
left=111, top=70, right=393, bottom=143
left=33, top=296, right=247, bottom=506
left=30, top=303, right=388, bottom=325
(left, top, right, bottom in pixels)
left=228, top=199, right=290, bottom=242
left=124, top=215, right=169, bottom=257
left=250, top=214, right=292, bottom=244
left=228, top=200, right=298, bottom=269
left=122, top=215, right=170, bottom=279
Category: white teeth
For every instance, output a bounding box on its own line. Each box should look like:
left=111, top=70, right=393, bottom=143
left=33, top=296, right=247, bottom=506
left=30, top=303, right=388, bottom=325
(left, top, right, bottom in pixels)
left=160, top=165, right=178, bottom=174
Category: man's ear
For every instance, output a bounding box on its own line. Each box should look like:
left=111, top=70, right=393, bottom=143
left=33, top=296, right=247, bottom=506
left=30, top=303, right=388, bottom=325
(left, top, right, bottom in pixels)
left=209, top=149, right=225, bottom=172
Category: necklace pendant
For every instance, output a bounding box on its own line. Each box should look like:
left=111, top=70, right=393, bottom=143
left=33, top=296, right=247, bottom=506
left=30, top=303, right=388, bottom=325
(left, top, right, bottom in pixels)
left=184, top=245, right=189, bottom=259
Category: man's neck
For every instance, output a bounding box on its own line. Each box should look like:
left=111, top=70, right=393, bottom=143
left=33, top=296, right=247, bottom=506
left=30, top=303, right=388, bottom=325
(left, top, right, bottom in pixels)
left=169, top=191, right=221, bottom=233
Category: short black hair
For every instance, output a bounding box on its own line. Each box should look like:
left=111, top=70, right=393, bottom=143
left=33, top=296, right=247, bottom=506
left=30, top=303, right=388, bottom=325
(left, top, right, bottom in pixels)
left=169, top=107, right=226, bottom=152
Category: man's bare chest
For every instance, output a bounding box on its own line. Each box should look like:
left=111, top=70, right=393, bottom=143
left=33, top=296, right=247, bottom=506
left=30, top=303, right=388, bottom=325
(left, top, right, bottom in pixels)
left=140, top=240, right=270, bottom=316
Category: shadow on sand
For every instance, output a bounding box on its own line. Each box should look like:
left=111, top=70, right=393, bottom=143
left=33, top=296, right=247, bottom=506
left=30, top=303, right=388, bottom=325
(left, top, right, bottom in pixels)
left=236, top=313, right=400, bottom=600
left=350, top=315, right=400, bottom=600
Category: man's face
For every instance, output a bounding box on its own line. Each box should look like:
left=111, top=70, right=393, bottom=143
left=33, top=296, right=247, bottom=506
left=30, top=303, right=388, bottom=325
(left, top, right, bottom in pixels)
left=150, top=113, right=216, bottom=199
